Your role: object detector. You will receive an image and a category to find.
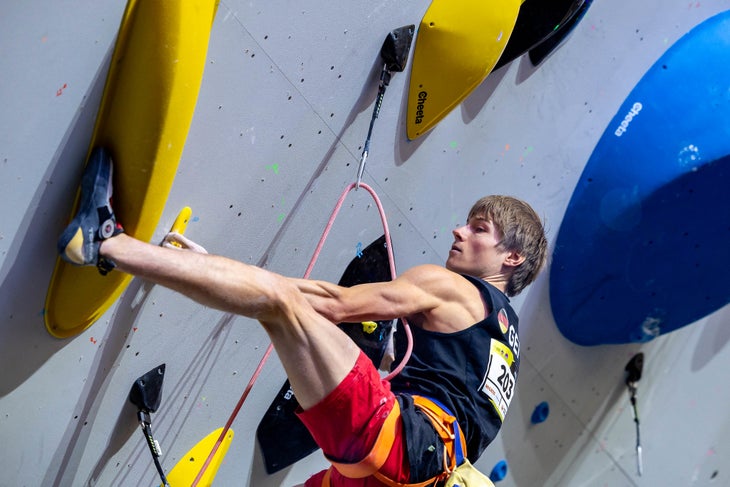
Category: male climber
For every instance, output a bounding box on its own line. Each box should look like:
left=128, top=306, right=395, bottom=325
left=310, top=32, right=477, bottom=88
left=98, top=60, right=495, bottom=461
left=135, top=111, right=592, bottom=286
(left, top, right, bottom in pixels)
left=58, top=147, right=547, bottom=486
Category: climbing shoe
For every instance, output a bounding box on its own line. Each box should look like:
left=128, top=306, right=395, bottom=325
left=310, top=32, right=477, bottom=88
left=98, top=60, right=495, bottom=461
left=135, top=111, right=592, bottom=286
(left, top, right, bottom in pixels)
left=57, top=147, right=124, bottom=275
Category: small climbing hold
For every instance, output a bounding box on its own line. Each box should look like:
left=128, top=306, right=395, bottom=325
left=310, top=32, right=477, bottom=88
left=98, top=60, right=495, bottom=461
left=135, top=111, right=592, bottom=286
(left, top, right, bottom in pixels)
left=489, top=459, right=508, bottom=482
left=531, top=401, right=550, bottom=424
left=361, top=321, right=378, bottom=334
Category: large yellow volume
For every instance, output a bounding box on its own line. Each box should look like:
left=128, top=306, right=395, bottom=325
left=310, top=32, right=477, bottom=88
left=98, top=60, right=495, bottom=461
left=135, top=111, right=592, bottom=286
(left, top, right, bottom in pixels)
left=407, top=0, right=523, bottom=139
left=45, top=0, right=218, bottom=338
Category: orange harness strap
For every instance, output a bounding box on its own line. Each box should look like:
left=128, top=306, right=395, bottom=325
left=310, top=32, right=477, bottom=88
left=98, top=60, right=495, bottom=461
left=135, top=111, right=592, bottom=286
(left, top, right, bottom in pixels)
left=321, top=396, right=466, bottom=487
left=321, top=468, right=332, bottom=487
left=412, top=396, right=466, bottom=474
left=326, top=400, right=401, bottom=479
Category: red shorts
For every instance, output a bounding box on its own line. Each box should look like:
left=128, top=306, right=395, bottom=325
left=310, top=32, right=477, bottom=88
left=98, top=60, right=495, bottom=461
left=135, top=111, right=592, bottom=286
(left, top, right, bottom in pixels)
left=297, top=351, right=410, bottom=486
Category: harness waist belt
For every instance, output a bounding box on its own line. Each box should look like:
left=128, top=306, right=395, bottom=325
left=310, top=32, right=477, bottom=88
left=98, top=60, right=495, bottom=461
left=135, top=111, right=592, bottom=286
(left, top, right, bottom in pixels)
left=322, top=395, right=467, bottom=487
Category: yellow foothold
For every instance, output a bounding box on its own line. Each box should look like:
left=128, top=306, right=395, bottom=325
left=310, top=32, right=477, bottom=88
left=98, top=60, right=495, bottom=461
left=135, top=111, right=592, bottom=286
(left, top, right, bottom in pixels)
left=169, top=206, right=193, bottom=247
left=165, top=427, right=234, bottom=487
left=171, top=206, right=193, bottom=233
left=362, top=321, right=378, bottom=334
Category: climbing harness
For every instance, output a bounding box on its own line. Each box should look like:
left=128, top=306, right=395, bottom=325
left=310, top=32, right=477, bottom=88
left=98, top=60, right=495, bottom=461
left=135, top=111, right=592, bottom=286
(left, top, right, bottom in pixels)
left=320, top=395, right=477, bottom=487
left=325, top=400, right=402, bottom=481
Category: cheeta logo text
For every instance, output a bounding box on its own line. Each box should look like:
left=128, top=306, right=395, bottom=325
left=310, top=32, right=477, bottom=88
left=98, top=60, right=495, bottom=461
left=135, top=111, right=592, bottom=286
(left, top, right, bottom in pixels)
left=414, top=91, right=427, bottom=124
left=614, top=102, right=643, bottom=137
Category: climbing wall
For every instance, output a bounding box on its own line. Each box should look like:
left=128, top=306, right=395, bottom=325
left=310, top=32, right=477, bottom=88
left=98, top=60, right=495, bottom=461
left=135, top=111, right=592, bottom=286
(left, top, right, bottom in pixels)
left=1, top=0, right=728, bottom=486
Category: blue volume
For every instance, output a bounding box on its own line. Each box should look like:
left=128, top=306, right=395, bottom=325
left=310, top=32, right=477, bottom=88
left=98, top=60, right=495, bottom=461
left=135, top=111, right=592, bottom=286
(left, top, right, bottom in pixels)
left=550, top=12, right=730, bottom=345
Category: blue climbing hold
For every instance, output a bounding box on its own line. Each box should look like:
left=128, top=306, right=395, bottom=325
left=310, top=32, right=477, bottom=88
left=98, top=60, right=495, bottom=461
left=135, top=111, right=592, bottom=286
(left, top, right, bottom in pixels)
left=531, top=401, right=550, bottom=424
left=489, top=459, right=508, bottom=482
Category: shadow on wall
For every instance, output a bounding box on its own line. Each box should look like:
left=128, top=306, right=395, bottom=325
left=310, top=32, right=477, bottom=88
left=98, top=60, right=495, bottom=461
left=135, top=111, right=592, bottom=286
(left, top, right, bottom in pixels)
left=460, top=62, right=511, bottom=124
left=94, top=313, right=237, bottom=487
left=40, top=278, right=239, bottom=486
left=257, top=49, right=387, bottom=270
left=498, top=273, right=642, bottom=486
left=691, top=305, right=730, bottom=373
left=0, top=48, right=110, bottom=397
left=394, top=50, right=535, bottom=164
left=41, top=279, right=153, bottom=487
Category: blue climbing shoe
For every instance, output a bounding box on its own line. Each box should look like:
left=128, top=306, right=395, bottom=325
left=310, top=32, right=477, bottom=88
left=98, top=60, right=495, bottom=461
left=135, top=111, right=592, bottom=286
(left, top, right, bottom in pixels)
left=57, top=147, right=123, bottom=274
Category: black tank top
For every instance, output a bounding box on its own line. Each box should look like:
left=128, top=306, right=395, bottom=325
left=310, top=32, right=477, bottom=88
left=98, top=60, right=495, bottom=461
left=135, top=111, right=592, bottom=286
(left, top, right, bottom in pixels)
left=390, top=275, right=520, bottom=463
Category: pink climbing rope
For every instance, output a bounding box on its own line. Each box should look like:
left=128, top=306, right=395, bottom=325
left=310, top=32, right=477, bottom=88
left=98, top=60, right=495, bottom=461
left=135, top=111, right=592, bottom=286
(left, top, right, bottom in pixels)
left=191, top=182, right=412, bottom=486
left=304, top=182, right=413, bottom=380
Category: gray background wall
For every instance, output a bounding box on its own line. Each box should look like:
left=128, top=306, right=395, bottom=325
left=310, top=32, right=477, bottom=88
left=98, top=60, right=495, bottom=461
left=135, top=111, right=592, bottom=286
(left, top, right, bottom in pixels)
left=1, top=0, right=729, bottom=486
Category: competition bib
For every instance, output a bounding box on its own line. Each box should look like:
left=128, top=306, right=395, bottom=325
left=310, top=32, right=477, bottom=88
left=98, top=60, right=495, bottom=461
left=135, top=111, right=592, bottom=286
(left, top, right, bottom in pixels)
left=479, top=339, right=516, bottom=421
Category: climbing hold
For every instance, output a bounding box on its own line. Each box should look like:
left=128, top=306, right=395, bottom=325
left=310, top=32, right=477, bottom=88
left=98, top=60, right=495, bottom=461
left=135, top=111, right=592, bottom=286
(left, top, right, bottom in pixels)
left=489, top=459, right=508, bottom=482
left=361, top=321, right=378, bottom=334
left=531, top=401, right=550, bottom=424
